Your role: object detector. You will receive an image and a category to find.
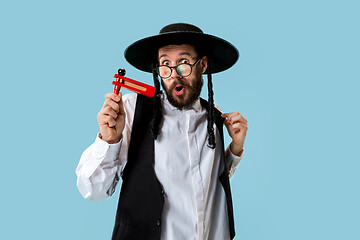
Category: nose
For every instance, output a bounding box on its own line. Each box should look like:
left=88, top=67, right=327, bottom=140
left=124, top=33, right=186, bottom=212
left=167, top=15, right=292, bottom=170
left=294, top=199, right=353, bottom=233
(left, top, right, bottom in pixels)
left=170, top=66, right=181, bottom=79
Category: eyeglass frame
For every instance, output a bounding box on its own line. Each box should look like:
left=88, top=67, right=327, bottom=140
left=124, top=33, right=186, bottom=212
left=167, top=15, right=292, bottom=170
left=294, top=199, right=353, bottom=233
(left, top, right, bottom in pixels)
left=155, top=58, right=202, bottom=79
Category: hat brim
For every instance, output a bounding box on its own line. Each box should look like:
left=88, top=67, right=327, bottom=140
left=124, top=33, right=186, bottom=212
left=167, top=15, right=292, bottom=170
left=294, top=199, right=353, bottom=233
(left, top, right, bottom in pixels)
left=124, top=31, right=239, bottom=74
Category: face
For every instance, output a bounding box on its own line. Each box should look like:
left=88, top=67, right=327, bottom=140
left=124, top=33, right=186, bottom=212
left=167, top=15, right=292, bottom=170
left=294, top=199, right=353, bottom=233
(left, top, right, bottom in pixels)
left=158, top=44, right=207, bottom=110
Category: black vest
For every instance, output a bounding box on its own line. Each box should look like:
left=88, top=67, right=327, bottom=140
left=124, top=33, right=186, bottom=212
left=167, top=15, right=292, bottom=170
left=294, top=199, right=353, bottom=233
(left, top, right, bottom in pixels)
left=112, top=94, right=235, bottom=240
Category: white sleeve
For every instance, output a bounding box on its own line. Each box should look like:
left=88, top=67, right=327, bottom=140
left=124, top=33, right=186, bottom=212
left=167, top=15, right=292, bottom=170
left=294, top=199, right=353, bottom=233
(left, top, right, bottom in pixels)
left=225, top=145, right=244, bottom=179
left=76, top=135, right=123, bottom=201
left=75, top=93, right=137, bottom=201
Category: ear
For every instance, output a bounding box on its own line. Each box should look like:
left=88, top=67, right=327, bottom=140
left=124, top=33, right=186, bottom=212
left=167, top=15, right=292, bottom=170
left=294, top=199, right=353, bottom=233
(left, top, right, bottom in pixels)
left=201, top=56, right=208, bottom=74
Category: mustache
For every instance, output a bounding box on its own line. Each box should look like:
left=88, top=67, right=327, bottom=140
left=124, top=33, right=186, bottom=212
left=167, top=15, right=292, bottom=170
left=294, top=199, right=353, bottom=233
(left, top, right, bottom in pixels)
left=169, top=79, right=191, bottom=90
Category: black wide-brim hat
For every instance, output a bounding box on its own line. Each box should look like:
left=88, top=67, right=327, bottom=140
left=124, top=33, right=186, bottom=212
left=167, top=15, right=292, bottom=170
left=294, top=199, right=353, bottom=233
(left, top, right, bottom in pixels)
left=124, top=23, right=239, bottom=74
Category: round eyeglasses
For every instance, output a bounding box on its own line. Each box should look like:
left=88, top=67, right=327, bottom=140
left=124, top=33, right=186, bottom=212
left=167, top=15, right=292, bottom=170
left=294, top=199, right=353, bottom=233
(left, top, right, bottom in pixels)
left=156, top=59, right=201, bottom=79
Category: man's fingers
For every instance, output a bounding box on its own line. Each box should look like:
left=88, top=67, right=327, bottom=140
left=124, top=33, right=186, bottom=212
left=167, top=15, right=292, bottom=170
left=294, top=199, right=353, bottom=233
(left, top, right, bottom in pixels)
left=107, top=117, right=117, bottom=127
left=229, top=122, right=248, bottom=132
left=100, top=106, right=118, bottom=119
left=221, top=112, right=239, bottom=122
left=100, top=92, right=125, bottom=125
left=98, top=114, right=117, bottom=128
left=97, top=92, right=125, bottom=144
left=105, top=92, right=122, bottom=102
left=102, top=115, right=116, bottom=128
left=239, top=114, right=247, bottom=123
left=221, top=112, right=233, bottom=118
left=230, top=114, right=247, bottom=124
left=222, top=112, right=234, bottom=127
left=221, top=112, right=247, bottom=125
left=103, top=98, right=120, bottom=113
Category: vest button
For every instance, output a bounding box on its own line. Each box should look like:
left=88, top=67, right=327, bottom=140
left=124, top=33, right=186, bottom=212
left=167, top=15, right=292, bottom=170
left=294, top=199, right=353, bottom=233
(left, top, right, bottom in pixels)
left=156, top=219, right=161, bottom=226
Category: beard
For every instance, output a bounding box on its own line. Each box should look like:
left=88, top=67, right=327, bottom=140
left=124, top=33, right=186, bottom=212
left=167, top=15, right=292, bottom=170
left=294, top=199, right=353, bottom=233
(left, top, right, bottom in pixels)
left=161, top=72, right=203, bottom=110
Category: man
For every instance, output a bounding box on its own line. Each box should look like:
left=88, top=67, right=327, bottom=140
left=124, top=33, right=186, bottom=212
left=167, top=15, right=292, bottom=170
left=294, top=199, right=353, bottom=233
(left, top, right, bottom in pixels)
left=76, top=23, right=248, bottom=240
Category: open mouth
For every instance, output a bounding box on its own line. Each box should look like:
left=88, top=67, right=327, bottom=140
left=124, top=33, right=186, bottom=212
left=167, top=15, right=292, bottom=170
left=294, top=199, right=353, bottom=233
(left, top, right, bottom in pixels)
left=174, top=85, right=185, bottom=95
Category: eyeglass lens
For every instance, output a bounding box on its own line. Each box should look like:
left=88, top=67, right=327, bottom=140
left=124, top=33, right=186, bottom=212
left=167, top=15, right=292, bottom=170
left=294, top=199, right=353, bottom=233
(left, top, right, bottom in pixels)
left=158, top=64, right=192, bottom=78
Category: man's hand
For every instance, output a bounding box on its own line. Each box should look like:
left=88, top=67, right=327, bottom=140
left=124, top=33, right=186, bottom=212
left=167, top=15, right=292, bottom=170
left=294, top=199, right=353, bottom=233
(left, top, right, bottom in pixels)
left=221, top=112, right=248, bottom=157
left=97, top=93, right=126, bottom=144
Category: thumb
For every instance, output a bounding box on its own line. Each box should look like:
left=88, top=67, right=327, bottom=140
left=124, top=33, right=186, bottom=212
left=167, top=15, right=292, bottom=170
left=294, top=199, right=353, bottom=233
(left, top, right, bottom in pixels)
left=221, top=113, right=231, bottom=127
left=221, top=113, right=229, bottom=118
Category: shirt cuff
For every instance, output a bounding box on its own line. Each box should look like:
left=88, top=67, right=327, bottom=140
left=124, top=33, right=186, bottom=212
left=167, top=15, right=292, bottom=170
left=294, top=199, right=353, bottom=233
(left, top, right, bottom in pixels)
left=225, top=146, right=244, bottom=178
left=84, top=134, right=122, bottom=179
left=94, top=133, right=122, bottom=160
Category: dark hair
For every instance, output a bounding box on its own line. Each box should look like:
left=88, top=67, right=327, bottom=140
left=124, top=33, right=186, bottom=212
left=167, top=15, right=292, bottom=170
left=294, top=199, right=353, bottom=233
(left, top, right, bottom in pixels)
left=150, top=67, right=163, bottom=139
left=206, top=65, right=216, bottom=149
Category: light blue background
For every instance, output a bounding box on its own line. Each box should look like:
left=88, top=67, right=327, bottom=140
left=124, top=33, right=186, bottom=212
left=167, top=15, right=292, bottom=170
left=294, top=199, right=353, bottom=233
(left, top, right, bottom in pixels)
left=1, top=0, right=359, bottom=239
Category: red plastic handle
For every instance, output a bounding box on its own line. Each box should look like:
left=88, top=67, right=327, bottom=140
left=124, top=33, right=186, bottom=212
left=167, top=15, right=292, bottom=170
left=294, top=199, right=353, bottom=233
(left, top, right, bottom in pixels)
left=113, top=78, right=122, bottom=94
left=112, top=74, right=155, bottom=98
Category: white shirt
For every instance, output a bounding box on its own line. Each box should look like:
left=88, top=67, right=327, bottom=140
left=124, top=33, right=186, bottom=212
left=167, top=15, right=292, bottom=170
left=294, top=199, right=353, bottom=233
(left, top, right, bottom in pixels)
left=76, top=92, right=243, bottom=240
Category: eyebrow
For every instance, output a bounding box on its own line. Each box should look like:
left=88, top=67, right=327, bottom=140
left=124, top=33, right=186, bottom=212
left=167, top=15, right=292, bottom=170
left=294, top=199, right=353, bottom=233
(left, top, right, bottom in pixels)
left=158, top=52, right=194, bottom=60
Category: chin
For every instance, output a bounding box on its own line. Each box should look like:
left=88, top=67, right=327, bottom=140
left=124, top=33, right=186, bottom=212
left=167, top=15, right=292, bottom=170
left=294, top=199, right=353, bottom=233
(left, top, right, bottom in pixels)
left=168, top=93, right=197, bottom=110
